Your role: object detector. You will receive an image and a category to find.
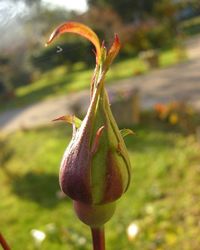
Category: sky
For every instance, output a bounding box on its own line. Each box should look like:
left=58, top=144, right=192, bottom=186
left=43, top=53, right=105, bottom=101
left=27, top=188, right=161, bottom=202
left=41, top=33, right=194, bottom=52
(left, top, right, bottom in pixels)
left=0, top=0, right=30, bottom=50
left=0, top=0, right=88, bottom=51
left=42, top=0, right=88, bottom=12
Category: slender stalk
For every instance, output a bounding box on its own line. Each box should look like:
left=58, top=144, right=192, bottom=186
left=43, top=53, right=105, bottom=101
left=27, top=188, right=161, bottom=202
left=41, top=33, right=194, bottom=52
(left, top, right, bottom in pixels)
left=0, top=233, right=11, bottom=250
left=91, top=227, right=105, bottom=250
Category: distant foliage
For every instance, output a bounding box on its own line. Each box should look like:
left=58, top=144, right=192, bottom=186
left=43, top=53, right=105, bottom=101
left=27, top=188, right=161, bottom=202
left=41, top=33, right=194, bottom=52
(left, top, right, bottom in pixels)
left=31, top=41, right=94, bottom=71
left=121, top=22, right=174, bottom=53
left=82, top=3, right=177, bottom=54
left=88, top=0, right=156, bottom=23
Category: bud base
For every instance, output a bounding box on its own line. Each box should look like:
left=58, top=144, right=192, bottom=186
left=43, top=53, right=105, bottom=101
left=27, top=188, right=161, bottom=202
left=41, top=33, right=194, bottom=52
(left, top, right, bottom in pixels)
left=73, top=201, right=116, bottom=227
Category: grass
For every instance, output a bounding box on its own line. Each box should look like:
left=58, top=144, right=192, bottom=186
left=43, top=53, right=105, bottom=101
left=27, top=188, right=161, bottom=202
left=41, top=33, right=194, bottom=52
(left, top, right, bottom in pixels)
left=2, top=47, right=185, bottom=111
left=1, top=119, right=200, bottom=250
left=180, top=15, right=200, bottom=36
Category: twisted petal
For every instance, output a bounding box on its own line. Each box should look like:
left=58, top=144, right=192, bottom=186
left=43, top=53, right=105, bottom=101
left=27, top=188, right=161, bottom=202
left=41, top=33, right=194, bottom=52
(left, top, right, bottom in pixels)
left=46, top=21, right=101, bottom=63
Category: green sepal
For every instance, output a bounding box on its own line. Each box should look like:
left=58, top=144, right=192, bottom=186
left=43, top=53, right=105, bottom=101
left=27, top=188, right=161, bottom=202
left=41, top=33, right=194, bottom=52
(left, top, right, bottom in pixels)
left=52, top=115, right=82, bottom=128
left=120, top=128, right=135, bottom=138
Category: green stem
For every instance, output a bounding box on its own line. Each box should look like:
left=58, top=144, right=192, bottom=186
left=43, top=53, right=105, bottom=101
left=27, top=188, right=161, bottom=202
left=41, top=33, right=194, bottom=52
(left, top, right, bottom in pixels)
left=91, top=227, right=105, bottom=250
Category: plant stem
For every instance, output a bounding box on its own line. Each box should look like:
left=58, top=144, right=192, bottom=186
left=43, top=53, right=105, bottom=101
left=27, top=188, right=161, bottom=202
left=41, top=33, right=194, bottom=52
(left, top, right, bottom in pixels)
left=0, top=233, right=11, bottom=250
left=91, top=226, right=105, bottom=250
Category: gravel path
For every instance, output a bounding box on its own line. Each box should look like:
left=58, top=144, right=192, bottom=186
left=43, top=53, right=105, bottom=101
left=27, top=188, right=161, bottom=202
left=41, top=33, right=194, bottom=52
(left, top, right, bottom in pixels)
left=1, top=36, right=200, bottom=135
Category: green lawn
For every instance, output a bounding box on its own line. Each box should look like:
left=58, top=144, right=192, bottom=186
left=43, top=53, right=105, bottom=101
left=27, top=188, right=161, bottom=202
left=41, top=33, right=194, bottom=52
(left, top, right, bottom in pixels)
left=1, top=119, right=200, bottom=250
left=2, top=48, right=185, bottom=111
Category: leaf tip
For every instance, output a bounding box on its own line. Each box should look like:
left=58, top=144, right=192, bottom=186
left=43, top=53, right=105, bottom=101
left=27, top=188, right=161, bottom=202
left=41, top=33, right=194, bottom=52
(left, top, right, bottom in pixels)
left=52, top=116, right=66, bottom=122
left=114, top=33, right=120, bottom=45
left=46, top=30, right=58, bottom=45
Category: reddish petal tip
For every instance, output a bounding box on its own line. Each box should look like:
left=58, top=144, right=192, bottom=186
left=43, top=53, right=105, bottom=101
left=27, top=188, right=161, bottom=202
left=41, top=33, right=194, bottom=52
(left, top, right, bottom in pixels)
left=52, top=116, right=65, bottom=122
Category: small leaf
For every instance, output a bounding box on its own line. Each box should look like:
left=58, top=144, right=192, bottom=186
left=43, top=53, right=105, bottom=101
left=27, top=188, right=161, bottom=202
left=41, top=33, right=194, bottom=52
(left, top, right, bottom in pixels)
left=46, top=22, right=101, bottom=63
left=52, top=115, right=82, bottom=128
left=120, top=129, right=135, bottom=138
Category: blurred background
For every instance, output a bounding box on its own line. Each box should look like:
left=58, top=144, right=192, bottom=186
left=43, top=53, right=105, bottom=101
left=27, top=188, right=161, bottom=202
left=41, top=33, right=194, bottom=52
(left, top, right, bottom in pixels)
left=0, top=0, right=200, bottom=249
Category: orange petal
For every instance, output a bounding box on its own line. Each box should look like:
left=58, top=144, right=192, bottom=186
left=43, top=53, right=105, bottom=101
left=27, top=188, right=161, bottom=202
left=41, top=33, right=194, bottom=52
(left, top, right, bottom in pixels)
left=46, top=22, right=101, bottom=63
left=104, top=34, right=120, bottom=69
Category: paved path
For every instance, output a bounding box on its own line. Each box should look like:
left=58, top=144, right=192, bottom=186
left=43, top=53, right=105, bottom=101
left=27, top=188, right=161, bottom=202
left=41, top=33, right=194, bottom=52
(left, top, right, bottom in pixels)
left=1, top=36, right=200, bottom=134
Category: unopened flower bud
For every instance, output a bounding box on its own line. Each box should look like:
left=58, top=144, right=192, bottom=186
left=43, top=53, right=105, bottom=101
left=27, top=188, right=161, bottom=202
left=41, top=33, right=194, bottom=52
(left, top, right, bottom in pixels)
left=47, top=22, right=133, bottom=227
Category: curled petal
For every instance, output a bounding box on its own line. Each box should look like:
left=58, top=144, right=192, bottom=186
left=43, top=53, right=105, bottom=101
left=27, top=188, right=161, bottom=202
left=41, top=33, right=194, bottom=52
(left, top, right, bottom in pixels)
left=46, top=22, right=101, bottom=63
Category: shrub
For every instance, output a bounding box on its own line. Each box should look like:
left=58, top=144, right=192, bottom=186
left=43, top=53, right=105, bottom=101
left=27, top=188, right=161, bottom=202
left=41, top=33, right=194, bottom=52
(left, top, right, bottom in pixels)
left=31, top=40, right=94, bottom=72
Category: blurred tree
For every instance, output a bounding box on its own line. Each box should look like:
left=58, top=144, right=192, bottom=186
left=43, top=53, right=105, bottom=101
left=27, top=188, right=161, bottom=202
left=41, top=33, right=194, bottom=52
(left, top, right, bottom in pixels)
left=154, top=0, right=177, bottom=20
left=87, top=0, right=199, bottom=24
left=31, top=39, right=93, bottom=71
left=86, top=0, right=184, bottom=53
left=87, top=0, right=156, bottom=22
left=80, top=6, right=123, bottom=43
left=0, top=56, right=14, bottom=100
left=10, top=0, right=41, bottom=6
left=175, top=0, right=200, bottom=20
left=24, top=0, right=41, bottom=5
left=153, top=0, right=178, bottom=36
left=0, top=3, right=74, bottom=93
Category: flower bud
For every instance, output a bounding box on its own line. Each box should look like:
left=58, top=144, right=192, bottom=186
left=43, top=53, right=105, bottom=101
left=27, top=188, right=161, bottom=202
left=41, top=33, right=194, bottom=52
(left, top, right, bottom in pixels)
left=59, top=77, right=131, bottom=205
left=47, top=22, right=132, bottom=226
